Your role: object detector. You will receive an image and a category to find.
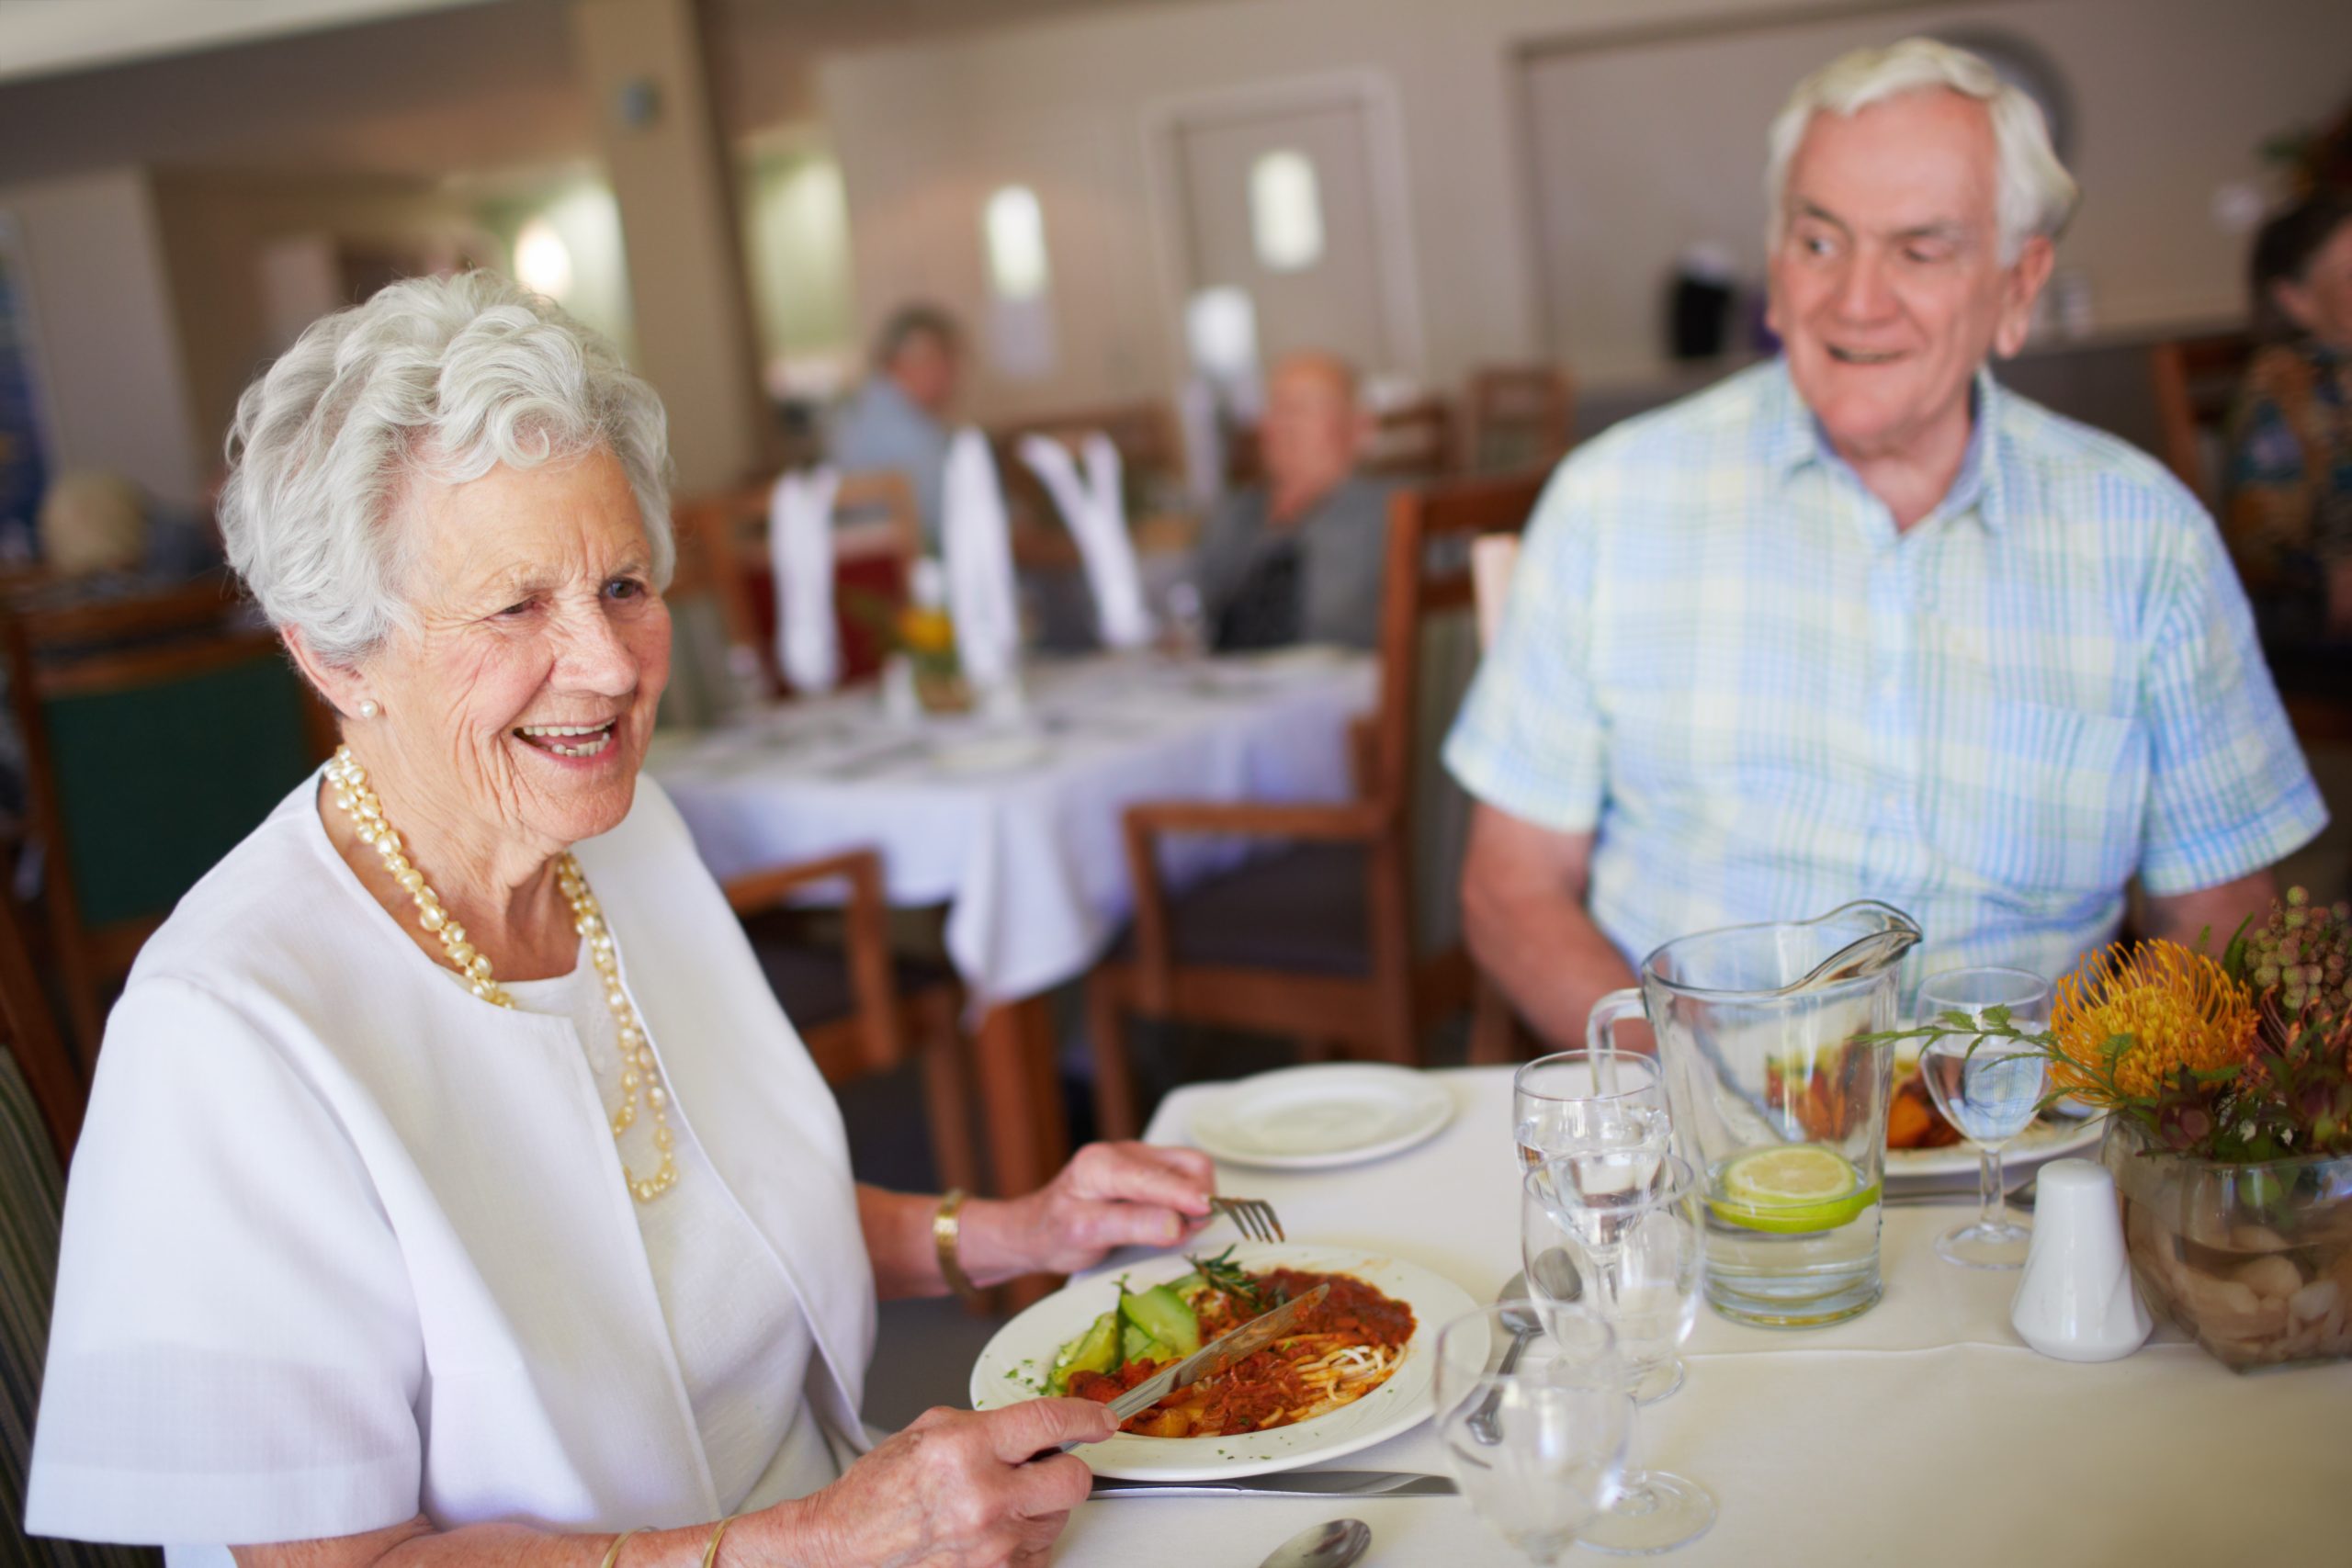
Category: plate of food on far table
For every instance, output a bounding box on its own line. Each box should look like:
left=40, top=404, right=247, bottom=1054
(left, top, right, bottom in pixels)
left=1883, top=1049, right=2103, bottom=1177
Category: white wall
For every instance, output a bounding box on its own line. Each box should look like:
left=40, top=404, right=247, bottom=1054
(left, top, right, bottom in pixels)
left=816, top=0, right=2350, bottom=420
left=0, top=168, right=203, bottom=507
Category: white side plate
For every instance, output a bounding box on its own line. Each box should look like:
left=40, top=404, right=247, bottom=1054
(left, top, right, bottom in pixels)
left=1187, top=1065, right=1455, bottom=1170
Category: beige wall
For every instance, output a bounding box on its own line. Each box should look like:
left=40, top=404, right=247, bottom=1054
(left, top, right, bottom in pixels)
left=0, top=168, right=204, bottom=507
left=816, top=0, right=2348, bottom=420
left=1525, top=0, right=2352, bottom=384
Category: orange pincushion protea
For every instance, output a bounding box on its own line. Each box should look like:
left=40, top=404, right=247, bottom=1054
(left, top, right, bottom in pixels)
left=2049, top=941, right=2258, bottom=1101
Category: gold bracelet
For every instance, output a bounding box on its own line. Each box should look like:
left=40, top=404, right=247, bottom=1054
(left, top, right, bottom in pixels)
left=596, top=1529, right=643, bottom=1568
left=699, top=1515, right=738, bottom=1568
left=933, top=1188, right=983, bottom=1306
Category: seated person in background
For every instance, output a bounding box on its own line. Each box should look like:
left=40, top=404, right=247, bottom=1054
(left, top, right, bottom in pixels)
left=37, top=469, right=220, bottom=586
left=827, top=303, right=960, bottom=544
left=2222, top=191, right=2352, bottom=687
left=1196, top=351, right=1388, bottom=650
left=1446, top=38, right=2325, bottom=1049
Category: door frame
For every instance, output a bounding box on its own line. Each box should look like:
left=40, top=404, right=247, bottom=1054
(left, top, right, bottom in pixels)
left=1136, top=67, right=1427, bottom=397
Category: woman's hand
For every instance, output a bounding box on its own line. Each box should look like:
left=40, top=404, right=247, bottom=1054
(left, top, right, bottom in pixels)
left=760, top=1398, right=1114, bottom=1568
left=961, top=1142, right=1217, bottom=1283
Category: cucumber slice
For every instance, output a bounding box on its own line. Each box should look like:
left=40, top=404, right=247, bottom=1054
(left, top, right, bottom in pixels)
left=1047, top=1309, right=1121, bottom=1393
left=1120, top=1282, right=1202, bottom=1358
left=1119, top=1319, right=1165, bottom=1365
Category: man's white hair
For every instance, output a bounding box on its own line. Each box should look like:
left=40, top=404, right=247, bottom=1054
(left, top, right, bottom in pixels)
left=220, top=270, right=673, bottom=667
left=1764, top=37, right=2080, bottom=265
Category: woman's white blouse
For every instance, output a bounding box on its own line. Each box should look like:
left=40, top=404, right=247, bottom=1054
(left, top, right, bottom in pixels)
left=26, top=773, right=876, bottom=1554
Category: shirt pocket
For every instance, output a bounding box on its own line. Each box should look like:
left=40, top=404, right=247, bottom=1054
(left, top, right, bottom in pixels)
left=1923, top=691, right=2148, bottom=899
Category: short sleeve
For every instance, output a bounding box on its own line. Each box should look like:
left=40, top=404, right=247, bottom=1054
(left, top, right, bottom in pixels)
left=27, top=978, right=424, bottom=1547
left=1442, top=463, right=1606, bottom=833
left=2135, top=510, right=2329, bottom=895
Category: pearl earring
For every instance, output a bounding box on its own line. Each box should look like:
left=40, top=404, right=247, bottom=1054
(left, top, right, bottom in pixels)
left=357, top=699, right=380, bottom=719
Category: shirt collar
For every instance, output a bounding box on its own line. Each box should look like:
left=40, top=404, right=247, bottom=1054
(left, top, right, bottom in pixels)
left=1770, top=358, right=2007, bottom=535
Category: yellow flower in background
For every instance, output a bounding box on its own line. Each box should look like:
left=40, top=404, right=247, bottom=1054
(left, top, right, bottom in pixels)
left=899, top=604, right=956, bottom=656
left=2050, top=941, right=2258, bottom=1100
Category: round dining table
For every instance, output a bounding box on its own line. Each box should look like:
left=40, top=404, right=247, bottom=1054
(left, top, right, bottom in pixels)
left=1044, top=1065, right=2352, bottom=1565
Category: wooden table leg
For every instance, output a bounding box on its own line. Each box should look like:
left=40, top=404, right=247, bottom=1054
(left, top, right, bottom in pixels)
left=975, top=994, right=1071, bottom=1311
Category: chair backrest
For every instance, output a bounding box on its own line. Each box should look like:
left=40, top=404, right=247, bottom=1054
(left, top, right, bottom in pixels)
left=1373, top=471, right=1550, bottom=815
left=6, top=583, right=334, bottom=1050
left=1362, top=396, right=1457, bottom=479
left=2147, top=333, right=2253, bottom=506
left=679, top=469, right=922, bottom=696
left=0, top=888, right=81, bottom=1164
left=1464, top=366, right=1574, bottom=475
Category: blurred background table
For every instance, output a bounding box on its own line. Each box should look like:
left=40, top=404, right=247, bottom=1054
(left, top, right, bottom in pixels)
left=648, top=649, right=1374, bottom=1217
left=1047, top=1066, right=2352, bottom=1565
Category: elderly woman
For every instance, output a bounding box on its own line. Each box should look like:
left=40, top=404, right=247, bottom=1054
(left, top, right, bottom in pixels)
left=27, top=273, right=1215, bottom=1568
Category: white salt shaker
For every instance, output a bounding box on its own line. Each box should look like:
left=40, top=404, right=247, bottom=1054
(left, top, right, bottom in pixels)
left=2009, top=1157, right=2152, bottom=1361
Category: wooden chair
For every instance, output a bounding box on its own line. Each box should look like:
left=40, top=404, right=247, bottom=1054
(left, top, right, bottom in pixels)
left=724, top=850, right=978, bottom=1195
left=1464, top=366, right=1574, bottom=475
left=676, top=469, right=922, bottom=697
left=0, top=888, right=82, bottom=1165
left=1361, top=396, right=1457, bottom=479
left=2147, top=333, right=2253, bottom=507
left=1462, top=533, right=1540, bottom=1066
left=5, top=579, right=335, bottom=1054
left=1082, top=470, right=1548, bottom=1137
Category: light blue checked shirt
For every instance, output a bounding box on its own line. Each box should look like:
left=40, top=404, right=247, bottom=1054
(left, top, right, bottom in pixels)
left=1444, top=358, right=2327, bottom=986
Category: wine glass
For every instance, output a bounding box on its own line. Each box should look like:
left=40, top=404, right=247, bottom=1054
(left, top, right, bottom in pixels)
left=1432, top=1301, right=1631, bottom=1566
left=1916, top=966, right=2053, bottom=1269
left=1524, top=1155, right=1714, bottom=1554
left=1513, top=1049, right=1670, bottom=1168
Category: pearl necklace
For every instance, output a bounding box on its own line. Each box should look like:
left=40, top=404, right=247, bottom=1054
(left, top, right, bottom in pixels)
left=325, top=746, right=680, bottom=1202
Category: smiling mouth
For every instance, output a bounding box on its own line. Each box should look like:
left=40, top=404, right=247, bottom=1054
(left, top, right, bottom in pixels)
left=1827, top=346, right=1904, bottom=366
left=515, top=721, right=618, bottom=759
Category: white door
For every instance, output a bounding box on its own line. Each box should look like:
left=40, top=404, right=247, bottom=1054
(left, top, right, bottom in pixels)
left=1175, top=101, right=1392, bottom=373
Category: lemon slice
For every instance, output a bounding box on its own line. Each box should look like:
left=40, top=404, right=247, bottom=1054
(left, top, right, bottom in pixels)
left=1708, top=1145, right=1879, bottom=1234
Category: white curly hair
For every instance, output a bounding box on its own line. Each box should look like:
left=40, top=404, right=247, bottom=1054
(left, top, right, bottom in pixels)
left=220, top=270, right=673, bottom=667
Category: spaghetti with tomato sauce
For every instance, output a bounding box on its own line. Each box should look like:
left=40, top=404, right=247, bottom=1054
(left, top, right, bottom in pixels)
left=1067, top=1269, right=1416, bottom=1439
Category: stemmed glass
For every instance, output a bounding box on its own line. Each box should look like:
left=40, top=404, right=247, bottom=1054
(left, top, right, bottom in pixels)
left=1432, top=1302, right=1631, bottom=1565
left=1524, top=1154, right=1713, bottom=1555
left=1916, top=966, right=2053, bottom=1270
left=1513, top=1049, right=1670, bottom=1167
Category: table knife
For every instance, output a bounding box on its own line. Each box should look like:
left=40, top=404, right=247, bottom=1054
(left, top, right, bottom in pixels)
left=1090, top=1471, right=1457, bottom=1499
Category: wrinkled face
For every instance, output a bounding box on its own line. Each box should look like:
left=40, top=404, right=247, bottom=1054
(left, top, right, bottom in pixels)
left=2276, top=218, right=2352, bottom=354
left=889, top=330, right=959, bottom=416
left=1769, top=89, right=2051, bottom=464
left=1261, top=358, right=1361, bottom=499
left=358, top=447, right=671, bottom=858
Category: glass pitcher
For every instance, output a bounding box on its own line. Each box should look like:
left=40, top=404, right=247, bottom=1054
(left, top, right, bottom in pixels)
left=1587, top=901, right=1922, bottom=1328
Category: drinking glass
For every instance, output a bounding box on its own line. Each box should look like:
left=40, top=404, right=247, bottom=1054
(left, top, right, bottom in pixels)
left=1916, top=966, right=2053, bottom=1269
left=1513, top=1049, right=1670, bottom=1168
left=1524, top=1155, right=1713, bottom=1554
left=1432, top=1302, right=1631, bottom=1566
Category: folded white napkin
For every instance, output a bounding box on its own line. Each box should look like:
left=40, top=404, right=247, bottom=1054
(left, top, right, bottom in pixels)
left=1017, top=433, right=1152, bottom=649
left=942, top=428, right=1022, bottom=690
left=769, top=466, right=842, bottom=694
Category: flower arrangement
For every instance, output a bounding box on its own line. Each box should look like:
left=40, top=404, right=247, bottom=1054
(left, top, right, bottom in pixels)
left=1893, top=889, right=2352, bottom=1161
left=847, top=584, right=969, bottom=713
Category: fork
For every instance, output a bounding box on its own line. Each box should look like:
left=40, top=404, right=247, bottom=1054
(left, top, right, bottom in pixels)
left=1210, top=1195, right=1285, bottom=1242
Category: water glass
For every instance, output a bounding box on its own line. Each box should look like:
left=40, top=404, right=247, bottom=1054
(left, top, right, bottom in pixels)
left=1513, top=1049, right=1670, bottom=1168
left=1524, top=1155, right=1714, bottom=1554
left=1432, top=1302, right=1631, bottom=1566
left=1916, top=966, right=2053, bottom=1269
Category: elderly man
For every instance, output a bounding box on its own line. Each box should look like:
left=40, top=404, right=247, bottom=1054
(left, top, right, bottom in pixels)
left=828, top=303, right=961, bottom=543
left=1196, top=350, right=1388, bottom=650
left=1447, top=38, right=2327, bottom=1046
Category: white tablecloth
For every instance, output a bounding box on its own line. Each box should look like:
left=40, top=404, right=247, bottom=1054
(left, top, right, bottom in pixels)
left=1052, top=1067, right=2352, bottom=1566
left=647, top=651, right=1374, bottom=1008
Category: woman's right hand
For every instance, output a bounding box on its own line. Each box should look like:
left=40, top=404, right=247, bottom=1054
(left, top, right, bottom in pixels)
left=753, top=1397, right=1115, bottom=1568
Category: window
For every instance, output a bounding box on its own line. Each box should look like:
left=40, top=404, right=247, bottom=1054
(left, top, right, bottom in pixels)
left=1249, top=149, right=1323, bottom=272
left=982, top=185, right=1050, bottom=301
left=512, top=218, right=574, bottom=300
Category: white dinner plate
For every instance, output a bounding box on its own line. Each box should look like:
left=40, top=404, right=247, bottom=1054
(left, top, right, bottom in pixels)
left=1186, top=1065, right=1455, bottom=1170
left=1883, top=1111, right=2105, bottom=1178
left=968, top=1243, right=1477, bottom=1482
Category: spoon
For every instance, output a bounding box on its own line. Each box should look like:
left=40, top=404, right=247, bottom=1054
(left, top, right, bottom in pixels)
left=1258, top=1518, right=1373, bottom=1568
